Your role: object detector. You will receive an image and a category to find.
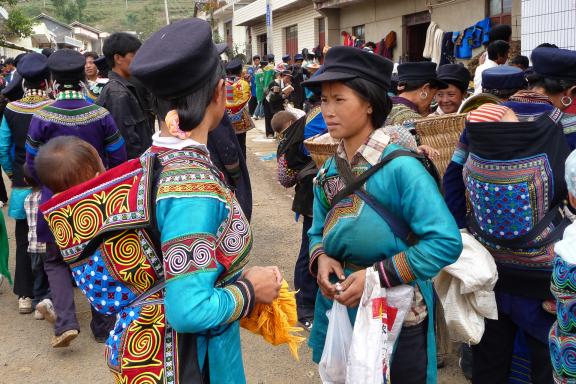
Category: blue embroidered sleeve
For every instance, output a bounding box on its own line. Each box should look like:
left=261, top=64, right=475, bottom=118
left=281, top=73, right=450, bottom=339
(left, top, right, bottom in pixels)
left=102, top=115, right=127, bottom=167
left=0, top=116, right=13, bottom=176
left=157, top=179, right=254, bottom=333
left=376, top=156, right=463, bottom=286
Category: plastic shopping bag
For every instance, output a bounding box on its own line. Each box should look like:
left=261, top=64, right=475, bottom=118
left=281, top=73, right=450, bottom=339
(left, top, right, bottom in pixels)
left=346, top=268, right=414, bottom=384
left=319, top=301, right=353, bottom=384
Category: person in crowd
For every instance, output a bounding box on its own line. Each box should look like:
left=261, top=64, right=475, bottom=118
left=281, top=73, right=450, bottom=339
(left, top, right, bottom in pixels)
left=302, top=45, right=462, bottom=383
left=4, top=57, right=15, bottom=84
left=253, top=59, right=266, bottom=120
left=282, top=54, right=291, bottom=66
left=97, top=32, right=152, bottom=159
left=207, top=114, right=254, bottom=221
left=268, top=70, right=294, bottom=117
left=225, top=59, right=253, bottom=158
left=87, top=56, right=110, bottom=101
left=263, top=54, right=277, bottom=137
left=83, top=51, right=98, bottom=85
left=0, top=53, right=53, bottom=315
left=385, top=61, right=447, bottom=127
left=290, top=53, right=310, bottom=110
left=482, top=65, right=526, bottom=100
left=474, top=40, right=510, bottom=95
left=23, top=167, right=53, bottom=322
left=460, top=96, right=570, bottom=383
left=41, top=48, right=54, bottom=58
left=26, top=48, right=127, bottom=348
left=247, top=55, right=261, bottom=116
left=434, top=63, right=471, bottom=115
left=468, top=24, right=513, bottom=74
left=271, top=110, right=296, bottom=138
left=130, top=18, right=281, bottom=382
left=510, top=55, right=530, bottom=71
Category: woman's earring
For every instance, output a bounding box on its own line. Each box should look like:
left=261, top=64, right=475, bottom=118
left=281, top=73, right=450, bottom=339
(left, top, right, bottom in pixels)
left=561, top=96, right=573, bottom=107
left=367, top=107, right=373, bottom=114
left=420, top=91, right=428, bottom=99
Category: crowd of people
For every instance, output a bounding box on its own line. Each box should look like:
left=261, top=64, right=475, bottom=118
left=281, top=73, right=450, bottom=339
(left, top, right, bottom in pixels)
left=0, top=15, right=575, bottom=384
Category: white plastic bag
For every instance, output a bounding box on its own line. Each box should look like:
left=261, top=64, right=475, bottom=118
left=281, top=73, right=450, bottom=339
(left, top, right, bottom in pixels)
left=346, top=268, right=414, bottom=384
left=319, top=301, right=353, bottom=384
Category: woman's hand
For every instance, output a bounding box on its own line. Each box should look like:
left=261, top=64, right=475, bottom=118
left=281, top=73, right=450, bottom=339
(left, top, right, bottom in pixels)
left=417, top=145, right=440, bottom=161
left=317, top=254, right=345, bottom=300
left=334, top=269, right=366, bottom=308
left=243, top=266, right=282, bottom=304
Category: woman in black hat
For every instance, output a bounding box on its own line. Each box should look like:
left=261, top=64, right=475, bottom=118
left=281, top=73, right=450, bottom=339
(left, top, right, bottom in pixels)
left=434, top=63, right=471, bottom=115
left=385, top=61, right=448, bottom=127
left=128, top=18, right=282, bottom=383
left=302, top=46, right=462, bottom=383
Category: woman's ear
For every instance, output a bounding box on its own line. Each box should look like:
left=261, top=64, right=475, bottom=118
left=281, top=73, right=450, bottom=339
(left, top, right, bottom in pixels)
left=213, top=79, right=226, bottom=104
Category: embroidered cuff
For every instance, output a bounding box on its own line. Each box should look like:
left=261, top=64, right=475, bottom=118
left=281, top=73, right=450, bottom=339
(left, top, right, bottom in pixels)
left=309, top=243, right=325, bottom=276
left=376, top=252, right=416, bottom=288
left=224, top=278, right=255, bottom=322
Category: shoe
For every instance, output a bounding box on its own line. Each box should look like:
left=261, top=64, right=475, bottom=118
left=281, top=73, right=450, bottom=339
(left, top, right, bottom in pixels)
left=52, top=329, right=79, bottom=348
left=18, top=297, right=33, bottom=314
left=34, top=309, right=44, bottom=320
left=36, top=299, right=57, bottom=324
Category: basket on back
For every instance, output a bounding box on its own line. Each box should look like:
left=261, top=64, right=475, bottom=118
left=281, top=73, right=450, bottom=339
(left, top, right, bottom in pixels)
left=304, top=132, right=340, bottom=168
left=415, top=113, right=466, bottom=178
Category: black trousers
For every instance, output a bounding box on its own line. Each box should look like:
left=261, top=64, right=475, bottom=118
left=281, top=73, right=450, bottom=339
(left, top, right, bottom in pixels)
left=263, top=99, right=273, bottom=137
left=293, top=216, right=318, bottom=322
left=13, top=219, right=33, bottom=298
left=248, top=96, right=257, bottom=116
left=0, top=172, right=7, bottom=202
left=391, top=320, right=428, bottom=384
left=472, top=315, right=553, bottom=384
left=237, top=133, right=247, bottom=160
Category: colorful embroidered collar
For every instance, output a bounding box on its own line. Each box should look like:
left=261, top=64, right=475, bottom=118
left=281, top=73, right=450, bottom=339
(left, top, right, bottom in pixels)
left=56, top=90, right=84, bottom=101
left=336, top=128, right=391, bottom=167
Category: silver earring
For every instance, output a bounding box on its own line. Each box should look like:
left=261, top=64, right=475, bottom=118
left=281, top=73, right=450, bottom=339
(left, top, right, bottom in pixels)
left=420, top=91, right=428, bottom=99
left=561, top=96, right=573, bottom=107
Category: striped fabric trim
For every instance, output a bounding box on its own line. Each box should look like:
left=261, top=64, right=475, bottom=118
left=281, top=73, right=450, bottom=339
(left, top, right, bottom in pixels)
left=380, top=252, right=416, bottom=286
left=467, top=104, right=512, bottom=122
left=224, top=278, right=255, bottom=322
left=309, top=243, right=325, bottom=276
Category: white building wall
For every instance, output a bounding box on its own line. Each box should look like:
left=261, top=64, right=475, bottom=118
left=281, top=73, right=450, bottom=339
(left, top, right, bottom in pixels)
left=271, top=3, right=322, bottom=59
left=521, top=0, right=576, bottom=57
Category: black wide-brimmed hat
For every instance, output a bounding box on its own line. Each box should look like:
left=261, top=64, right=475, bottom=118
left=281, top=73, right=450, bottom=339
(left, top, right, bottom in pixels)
left=130, top=18, right=227, bottom=99
left=47, top=49, right=86, bottom=82
left=225, top=59, right=243, bottom=73
left=301, top=46, right=393, bottom=90
left=17, top=52, right=50, bottom=82
left=437, top=63, right=471, bottom=89
left=531, top=47, right=576, bottom=81
left=397, top=62, right=448, bottom=89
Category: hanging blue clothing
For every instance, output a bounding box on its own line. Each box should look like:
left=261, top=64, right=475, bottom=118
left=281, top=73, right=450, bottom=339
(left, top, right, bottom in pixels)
left=453, top=17, right=491, bottom=59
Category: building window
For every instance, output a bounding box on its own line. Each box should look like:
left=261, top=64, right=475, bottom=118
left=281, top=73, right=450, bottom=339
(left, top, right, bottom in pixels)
left=285, top=25, right=298, bottom=60
left=489, top=0, right=512, bottom=25
left=258, top=34, right=267, bottom=57
left=352, top=25, right=365, bottom=41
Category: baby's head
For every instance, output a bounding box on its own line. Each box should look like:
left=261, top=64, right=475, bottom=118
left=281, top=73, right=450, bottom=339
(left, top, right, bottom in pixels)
left=35, top=136, right=105, bottom=193
left=567, top=150, right=576, bottom=208
left=271, top=111, right=296, bottom=138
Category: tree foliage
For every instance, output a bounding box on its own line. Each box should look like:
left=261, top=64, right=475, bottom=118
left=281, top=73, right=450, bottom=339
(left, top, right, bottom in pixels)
left=50, top=0, right=87, bottom=23
left=0, top=1, right=35, bottom=39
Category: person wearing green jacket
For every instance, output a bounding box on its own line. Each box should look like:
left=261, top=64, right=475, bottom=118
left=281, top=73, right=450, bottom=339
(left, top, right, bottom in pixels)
left=253, top=62, right=266, bottom=119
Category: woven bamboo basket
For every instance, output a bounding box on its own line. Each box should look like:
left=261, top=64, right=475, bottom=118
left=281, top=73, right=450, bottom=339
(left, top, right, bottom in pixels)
left=415, top=113, right=467, bottom=178
left=304, top=133, right=340, bottom=168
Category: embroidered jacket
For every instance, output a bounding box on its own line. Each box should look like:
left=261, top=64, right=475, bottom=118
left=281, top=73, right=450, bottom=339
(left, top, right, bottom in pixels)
left=307, top=128, right=462, bottom=384
left=225, top=76, right=253, bottom=134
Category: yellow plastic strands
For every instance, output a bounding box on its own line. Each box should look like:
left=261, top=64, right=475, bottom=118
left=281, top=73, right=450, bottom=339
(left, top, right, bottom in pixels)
left=240, top=280, right=306, bottom=360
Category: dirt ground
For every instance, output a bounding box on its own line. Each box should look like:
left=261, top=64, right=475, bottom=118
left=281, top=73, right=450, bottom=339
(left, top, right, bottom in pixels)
left=0, top=121, right=467, bottom=383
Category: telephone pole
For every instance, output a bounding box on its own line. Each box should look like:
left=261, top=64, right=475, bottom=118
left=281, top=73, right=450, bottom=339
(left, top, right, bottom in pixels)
left=164, top=0, right=170, bottom=25
left=265, top=0, right=273, bottom=55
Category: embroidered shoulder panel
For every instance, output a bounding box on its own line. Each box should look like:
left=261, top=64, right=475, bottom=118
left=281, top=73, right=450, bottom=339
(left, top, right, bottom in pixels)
left=35, top=103, right=110, bottom=126
left=6, top=99, right=53, bottom=114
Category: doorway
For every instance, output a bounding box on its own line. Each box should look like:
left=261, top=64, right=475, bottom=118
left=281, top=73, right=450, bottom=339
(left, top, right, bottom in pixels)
left=258, top=34, right=268, bottom=57
left=403, top=11, right=431, bottom=62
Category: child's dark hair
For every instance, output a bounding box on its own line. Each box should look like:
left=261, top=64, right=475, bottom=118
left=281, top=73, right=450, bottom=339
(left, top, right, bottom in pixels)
left=35, top=136, right=105, bottom=193
left=271, top=111, right=296, bottom=133
left=103, top=32, right=142, bottom=68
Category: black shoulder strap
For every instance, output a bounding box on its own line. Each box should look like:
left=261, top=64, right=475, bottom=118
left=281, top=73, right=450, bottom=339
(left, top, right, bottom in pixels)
left=331, top=150, right=424, bottom=208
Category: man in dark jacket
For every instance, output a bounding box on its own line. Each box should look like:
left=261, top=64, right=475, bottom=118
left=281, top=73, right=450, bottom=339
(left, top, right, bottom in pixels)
left=267, top=70, right=293, bottom=115
left=97, top=32, right=152, bottom=159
